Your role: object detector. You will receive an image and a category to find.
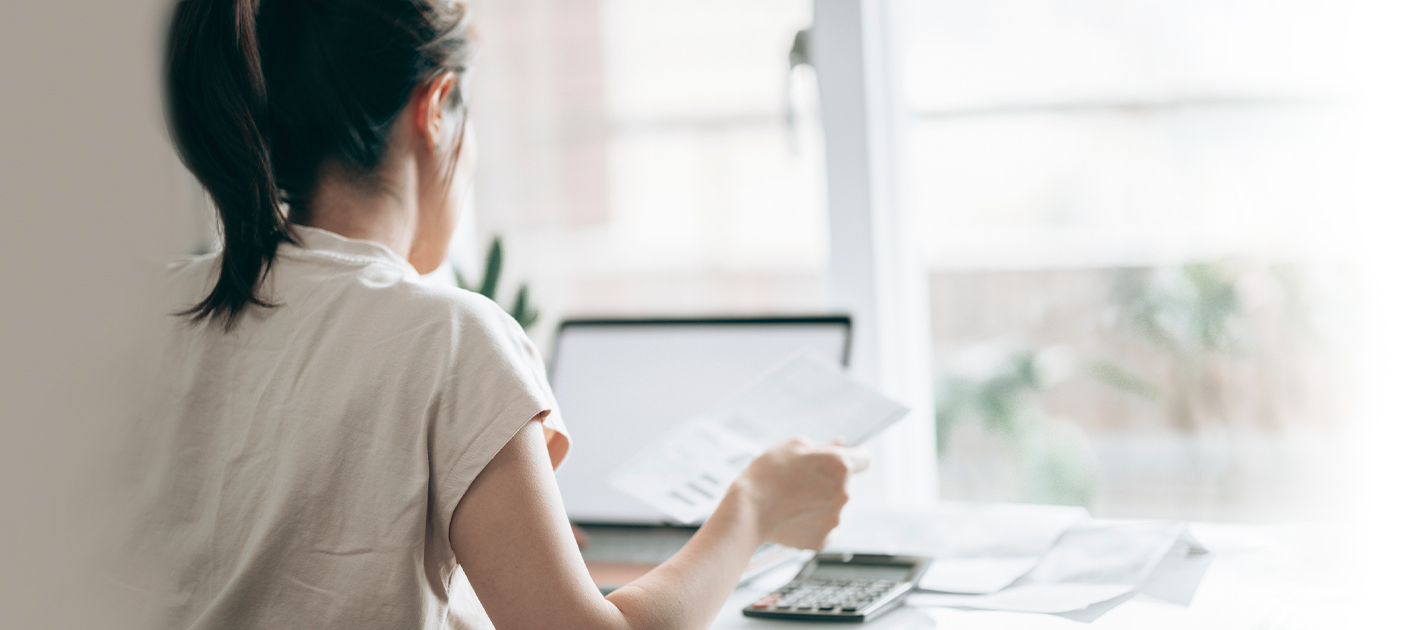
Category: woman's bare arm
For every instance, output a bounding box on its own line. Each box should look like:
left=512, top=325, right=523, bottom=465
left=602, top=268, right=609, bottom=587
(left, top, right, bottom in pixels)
left=450, top=418, right=865, bottom=630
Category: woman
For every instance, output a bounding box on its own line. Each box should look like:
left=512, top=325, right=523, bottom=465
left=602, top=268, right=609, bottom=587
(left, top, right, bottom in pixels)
left=127, top=0, right=867, bottom=628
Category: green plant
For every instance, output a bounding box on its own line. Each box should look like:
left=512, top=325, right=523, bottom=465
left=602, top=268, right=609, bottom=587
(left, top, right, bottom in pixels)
left=935, top=348, right=1100, bottom=508
left=1096, top=261, right=1253, bottom=428
left=453, top=236, right=541, bottom=330
left=1093, top=259, right=1325, bottom=430
left=1115, top=262, right=1244, bottom=359
left=935, top=351, right=1041, bottom=452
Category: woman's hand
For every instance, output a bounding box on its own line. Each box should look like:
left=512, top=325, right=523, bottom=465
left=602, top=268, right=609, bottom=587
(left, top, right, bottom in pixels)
left=733, top=437, right=870, bottom=550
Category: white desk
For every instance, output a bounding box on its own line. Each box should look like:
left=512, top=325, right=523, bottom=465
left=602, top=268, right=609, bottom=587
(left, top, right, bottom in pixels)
left=711, top=516, right=1360, bottom=629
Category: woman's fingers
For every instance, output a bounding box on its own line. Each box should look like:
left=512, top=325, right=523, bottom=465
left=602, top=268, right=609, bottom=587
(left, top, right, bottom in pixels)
left=837, top=446, right=870, bottom=474
left=814, top=443, right=871, bottom=475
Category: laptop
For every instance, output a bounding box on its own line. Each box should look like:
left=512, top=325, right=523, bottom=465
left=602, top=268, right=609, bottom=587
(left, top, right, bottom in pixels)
left=548, top=316, right=852, bottom=591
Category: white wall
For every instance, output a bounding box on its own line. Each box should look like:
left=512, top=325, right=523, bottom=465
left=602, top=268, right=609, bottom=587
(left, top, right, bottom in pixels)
left=0, top=1, right=196, bottom=627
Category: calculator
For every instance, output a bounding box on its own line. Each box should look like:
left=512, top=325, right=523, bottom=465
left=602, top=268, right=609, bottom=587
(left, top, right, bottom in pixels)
left=742, top=552, right=932, bottom=622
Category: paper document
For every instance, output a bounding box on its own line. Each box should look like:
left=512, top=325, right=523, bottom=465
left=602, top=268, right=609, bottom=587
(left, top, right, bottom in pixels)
left=915, top=503, right=1089, bottom=594
left=906, top=520, right=1211, bottom=622
left=609, top=352, right=909, bottom=524
left=825, top=503, right=1089, bottom=595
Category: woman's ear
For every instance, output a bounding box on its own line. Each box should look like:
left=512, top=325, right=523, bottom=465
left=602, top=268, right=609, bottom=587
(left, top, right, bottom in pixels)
left=416, top=71, right=459, bottom=152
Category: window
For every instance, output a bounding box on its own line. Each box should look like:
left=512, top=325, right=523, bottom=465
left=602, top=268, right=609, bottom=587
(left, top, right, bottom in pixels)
left=458, top=0, right=1365, bottom=521
left=896, top=0, right=1357, bottom=520
left=460, top=0, right=827, bottom=346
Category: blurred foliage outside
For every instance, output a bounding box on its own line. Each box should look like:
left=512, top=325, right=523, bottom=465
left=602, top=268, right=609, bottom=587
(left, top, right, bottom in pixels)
left=934, top=259, right=1339, bottom=513
left=936, top=347, right=1101, bottom=508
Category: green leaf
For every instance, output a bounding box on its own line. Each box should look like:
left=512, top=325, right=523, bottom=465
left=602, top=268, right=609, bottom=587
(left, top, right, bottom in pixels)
left=478, top=237, right=502, bottom=301
left=510, top=284, right=540, bottom=330
left=1085, top=360, right=1162, bottom=401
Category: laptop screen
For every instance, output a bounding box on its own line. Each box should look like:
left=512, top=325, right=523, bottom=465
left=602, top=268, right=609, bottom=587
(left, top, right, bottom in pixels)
left=549, top=317, right=851, bottom=525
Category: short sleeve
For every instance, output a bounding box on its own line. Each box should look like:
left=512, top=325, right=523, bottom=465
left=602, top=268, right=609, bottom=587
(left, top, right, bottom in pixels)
left=422, top=293, right=571, bottom=575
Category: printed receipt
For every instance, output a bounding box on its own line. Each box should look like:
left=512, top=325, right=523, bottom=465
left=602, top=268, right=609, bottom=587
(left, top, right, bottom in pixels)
left=609, top=352, right=909, bottom=524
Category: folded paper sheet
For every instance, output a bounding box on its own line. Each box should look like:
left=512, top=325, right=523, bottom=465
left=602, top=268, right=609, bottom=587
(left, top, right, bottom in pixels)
left=610, top=352, right=909, bottom=524
left=827, top=503, right=1091, bottom=595
left=915, top=503, right=1090, bottom=594
left=907, top=520, right=1212, bottom=622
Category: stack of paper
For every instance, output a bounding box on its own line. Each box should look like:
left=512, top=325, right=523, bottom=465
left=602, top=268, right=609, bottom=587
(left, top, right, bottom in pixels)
left=906, top=520, right=1212, bottom=622
left=827, top=502, right=1091, bottom=595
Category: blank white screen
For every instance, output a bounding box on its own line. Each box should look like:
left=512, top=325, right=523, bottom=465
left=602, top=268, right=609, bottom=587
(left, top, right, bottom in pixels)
left=551, top=321, right=848, bottom=524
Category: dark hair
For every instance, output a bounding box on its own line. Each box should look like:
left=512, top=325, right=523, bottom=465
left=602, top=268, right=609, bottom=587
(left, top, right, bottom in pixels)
left=165, top=0, right=473, bottom=328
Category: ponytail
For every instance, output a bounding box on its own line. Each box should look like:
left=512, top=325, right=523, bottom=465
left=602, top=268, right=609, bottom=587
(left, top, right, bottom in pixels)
left=164, top=0, right=472, bottom=329
left=166, top=0, right=293, bottom=329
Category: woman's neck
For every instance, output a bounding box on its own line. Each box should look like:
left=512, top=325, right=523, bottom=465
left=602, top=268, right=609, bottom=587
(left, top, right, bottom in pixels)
left=300, top=157, right=419, bottom=260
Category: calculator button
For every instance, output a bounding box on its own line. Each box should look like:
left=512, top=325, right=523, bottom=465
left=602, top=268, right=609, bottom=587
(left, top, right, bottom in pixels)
left=843, top=606, right=859, bottom=612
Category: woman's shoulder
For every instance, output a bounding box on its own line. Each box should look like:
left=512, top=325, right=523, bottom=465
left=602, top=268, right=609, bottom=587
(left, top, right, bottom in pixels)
left=378, top=279, right=549, bottom=395
left=162, top=252, right=222, bottom=303
left=371, top=274, right=537, bottom=353
left=395, top=277, right=517, bottom=327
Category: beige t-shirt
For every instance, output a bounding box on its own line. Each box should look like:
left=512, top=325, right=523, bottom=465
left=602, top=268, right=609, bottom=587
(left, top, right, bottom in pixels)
left=120, top=226, right=569, bottom=629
